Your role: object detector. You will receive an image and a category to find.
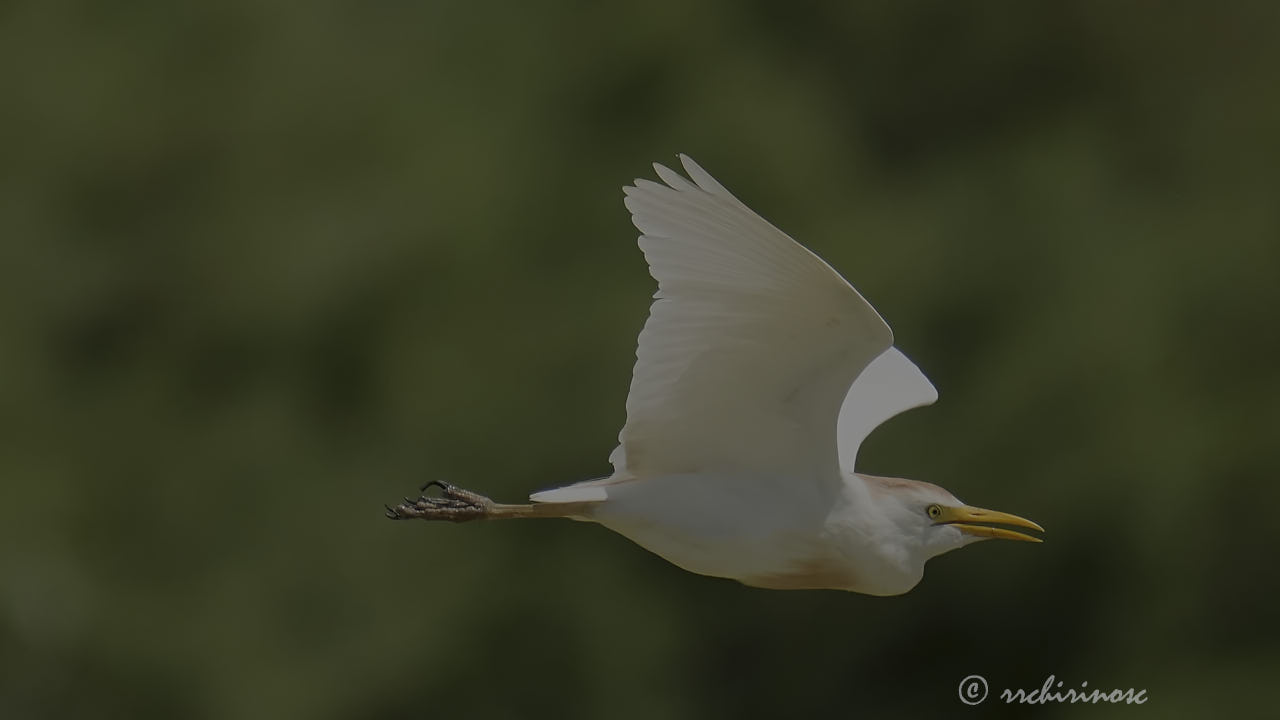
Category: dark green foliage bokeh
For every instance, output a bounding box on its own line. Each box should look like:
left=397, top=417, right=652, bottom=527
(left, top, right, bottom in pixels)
left=3, top=2, right=1278, bottom=718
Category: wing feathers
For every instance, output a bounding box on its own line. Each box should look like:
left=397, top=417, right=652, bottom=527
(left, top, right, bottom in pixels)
left=611, top=157, right=894, bottom=480
left=532, top=157, right=937, bottom=506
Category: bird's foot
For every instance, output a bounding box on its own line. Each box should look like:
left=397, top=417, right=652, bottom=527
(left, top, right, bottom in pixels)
left=385, top=480, right=495, bottom=522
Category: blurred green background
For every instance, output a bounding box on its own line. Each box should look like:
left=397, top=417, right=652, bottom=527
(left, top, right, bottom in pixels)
left=3, top=1, right=1279, bottom=718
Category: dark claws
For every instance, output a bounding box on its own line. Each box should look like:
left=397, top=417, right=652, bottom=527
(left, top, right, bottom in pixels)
left=385, top=481, right=491, bottom=522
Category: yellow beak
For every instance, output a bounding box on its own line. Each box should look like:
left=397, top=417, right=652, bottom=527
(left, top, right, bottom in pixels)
left=936, top=505, right=1044, bottom=543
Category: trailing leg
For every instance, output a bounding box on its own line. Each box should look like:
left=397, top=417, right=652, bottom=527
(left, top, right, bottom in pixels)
left=384, top=480, right=589, bottom=522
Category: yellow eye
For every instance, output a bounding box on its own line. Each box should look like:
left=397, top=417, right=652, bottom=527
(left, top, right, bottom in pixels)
left=927, top=504, right=943, bottom=520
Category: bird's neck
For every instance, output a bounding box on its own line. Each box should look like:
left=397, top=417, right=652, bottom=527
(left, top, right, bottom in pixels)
left=824, top=472, right=934, bottom=595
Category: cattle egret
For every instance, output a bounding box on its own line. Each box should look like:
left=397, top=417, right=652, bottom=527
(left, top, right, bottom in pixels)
left=386, top=155, right=1042, bottom=595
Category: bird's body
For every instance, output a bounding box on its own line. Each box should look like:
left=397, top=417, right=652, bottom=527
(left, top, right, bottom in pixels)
left=388, top=155, right=1041, bottom=594
left=579, top=472, right=940, bottom=595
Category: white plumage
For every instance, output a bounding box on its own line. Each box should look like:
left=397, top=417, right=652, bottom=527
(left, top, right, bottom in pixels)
left=394, top=155, right=1042, bottom=594
left=535, top=155, right=928, bottom=501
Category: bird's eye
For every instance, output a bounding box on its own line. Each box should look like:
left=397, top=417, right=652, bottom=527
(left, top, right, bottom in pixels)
left=927, top=504, right=942, bottom=520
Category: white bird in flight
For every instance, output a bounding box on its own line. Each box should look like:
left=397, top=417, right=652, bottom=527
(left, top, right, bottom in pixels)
left=387, top=154, right=1042, bottom=595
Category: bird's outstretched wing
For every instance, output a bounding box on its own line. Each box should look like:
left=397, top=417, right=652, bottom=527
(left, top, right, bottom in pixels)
left=610, top=155, right=893, bottom=482
left=836, top=346, right=938, bottom=471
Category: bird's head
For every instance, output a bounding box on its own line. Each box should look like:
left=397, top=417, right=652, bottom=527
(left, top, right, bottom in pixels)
left=861, top=475, right=1043, bottom=561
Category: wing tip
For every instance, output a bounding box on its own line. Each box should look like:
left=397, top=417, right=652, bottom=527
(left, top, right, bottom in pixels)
left=621, top=154, right=717, bottom=197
